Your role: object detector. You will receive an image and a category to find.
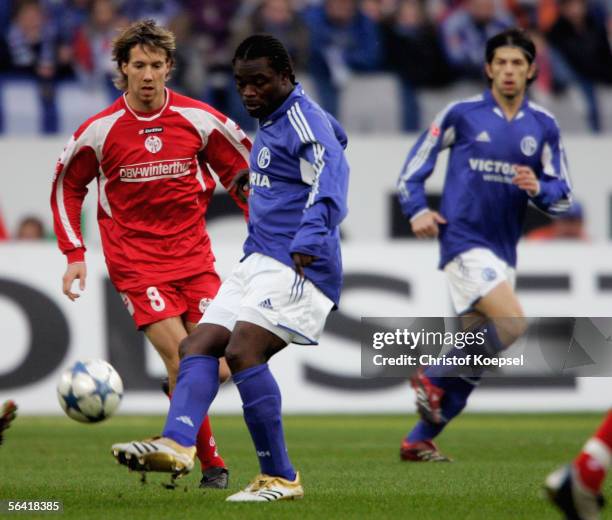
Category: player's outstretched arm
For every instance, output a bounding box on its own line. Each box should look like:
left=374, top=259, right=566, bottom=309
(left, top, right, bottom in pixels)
left=62, top=262, right=87, bottom=301
left=410, top=210, right=447, bottom=239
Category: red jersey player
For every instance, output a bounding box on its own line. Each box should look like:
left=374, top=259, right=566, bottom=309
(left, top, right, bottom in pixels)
left=50, top=20, right=250, bottom=489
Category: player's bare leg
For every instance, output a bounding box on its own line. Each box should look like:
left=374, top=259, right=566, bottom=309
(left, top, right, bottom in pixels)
left=145, top=317, right=187, bottom=391
left=471, top=281, right=527, bottom=345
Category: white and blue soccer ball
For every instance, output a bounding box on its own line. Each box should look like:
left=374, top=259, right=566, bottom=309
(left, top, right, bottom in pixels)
left=57, top=360, right=123, bottom=423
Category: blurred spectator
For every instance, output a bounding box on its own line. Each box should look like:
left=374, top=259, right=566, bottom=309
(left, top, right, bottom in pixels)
left=73, top=0, right=126, bottom=100
left=526, top=202, right=588, bottom=241
left=0, top=1, right=14, bottom=35
left=43, top=0, right=90, bottom=44
left=233, top=0, right=310, bottom=71
left=118, top=0, right=181, bottom=27
left=440, top=0, right=513, bottom=79
left=229, top=0, right=311, bottom=129
left=16, top=216, right=45, bottom=240
left=182, top=1, right=242, bottom=118
left=382, top=0, right=451, bottom=131
left=1, top=0, right=57, bottom=78
left=0, top=0, right=60, bottom=133
left=302, top=0, right=382, bottom=118
left=42, top=0, right=91, bottom=77
left=360, top=0, right=398, bottom=22
left=505, top=0, right=559, bottom=32
left=547, top=0, right=612, bottom=132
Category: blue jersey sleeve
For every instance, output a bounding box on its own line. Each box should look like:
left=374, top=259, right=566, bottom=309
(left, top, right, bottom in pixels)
left=396, top=103, right=459, bottom=219
left=530, top=120, right=573, bottom=215
left=286, top=102, right=349, bottom=257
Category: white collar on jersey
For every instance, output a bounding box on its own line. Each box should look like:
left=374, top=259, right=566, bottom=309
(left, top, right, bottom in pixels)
left=123, top=87, right=170, bottom=121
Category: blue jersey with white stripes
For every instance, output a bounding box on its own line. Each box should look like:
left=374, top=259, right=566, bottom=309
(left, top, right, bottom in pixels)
left=243, top=83, right=349, bottom=306
left=397, top=89, right=572, bottom=268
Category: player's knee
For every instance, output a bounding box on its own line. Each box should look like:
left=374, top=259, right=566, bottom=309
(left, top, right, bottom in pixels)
left=178, top=335, right=195, bottom=359
left=224, top=344, right=262, bottom=374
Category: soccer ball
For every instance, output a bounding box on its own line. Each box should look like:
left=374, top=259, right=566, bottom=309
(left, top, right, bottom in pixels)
left=57, top=360, right=123, bottom=423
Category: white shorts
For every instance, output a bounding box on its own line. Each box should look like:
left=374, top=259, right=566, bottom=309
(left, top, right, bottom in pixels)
left=444, top=247, right=516, bottom=315
left=199, top=253, right=334, bottom=345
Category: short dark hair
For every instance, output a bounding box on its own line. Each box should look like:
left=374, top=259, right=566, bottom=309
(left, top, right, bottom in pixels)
left=112, top=19, right=176, bottom=91
left=232, top=34, right=296, bottom=84
left=486, top=28, right=536, bottom=64
left=485, top=28, right=537, bottom=85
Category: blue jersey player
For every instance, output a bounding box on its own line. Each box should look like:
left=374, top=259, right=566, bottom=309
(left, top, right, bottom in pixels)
left=111, top=35, right=350, bottom=501
left=396, top=29, right=573, bottom=462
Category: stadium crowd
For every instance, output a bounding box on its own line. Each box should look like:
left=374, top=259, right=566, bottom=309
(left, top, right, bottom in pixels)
left=0, top=0, right=611, bottom=133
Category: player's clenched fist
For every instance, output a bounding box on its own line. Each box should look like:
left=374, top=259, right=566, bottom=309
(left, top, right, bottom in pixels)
left=512, top=165, right=540, bottom=196
left=62, top=262, right=87, bottom=301
left=411, top=210, right=447, bottom=239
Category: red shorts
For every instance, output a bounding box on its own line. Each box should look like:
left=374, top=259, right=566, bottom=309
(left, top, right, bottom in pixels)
left=118, top=271, right=221, bottom=329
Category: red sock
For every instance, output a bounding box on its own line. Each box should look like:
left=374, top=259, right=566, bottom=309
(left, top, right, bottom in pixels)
left=574, top=411, right=612, bottom=493
left=196, top=415, right=226, bottom=470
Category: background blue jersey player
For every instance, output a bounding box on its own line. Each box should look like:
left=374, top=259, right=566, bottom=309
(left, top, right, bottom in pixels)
left=112, top=34, right=350, bottom=501
left=396, top=29, right=573, bottom=462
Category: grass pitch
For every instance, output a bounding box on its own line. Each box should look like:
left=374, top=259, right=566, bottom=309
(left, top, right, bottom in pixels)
left=0, top=413, right=608, bottom=519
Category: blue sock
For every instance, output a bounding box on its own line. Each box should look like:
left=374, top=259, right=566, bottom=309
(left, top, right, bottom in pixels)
left=234, top=364, right=296, bottom=481
left=407, top=377, right=479, bottom=442
left=426, top=323, right=505, bottom=388
left=162, top=355, right=220, bottom=447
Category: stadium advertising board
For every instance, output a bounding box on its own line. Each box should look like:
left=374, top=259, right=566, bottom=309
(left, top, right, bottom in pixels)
left=1, top=242, right=611, bottom=414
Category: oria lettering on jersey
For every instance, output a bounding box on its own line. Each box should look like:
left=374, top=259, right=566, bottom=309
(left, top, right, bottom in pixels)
left=119, top=158, right=192, bottom=182
left=250, top=171, right=271, bottom=188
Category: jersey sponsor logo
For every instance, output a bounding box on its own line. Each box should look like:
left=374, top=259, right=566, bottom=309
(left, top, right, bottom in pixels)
left=138, top=127, right=164, bottom=135
left=476, top=131, right=491, bottom=143
left=119, top=158, right=192, bottom=182
left=144, top=135, right=163, bottom=154
left=468, top=158, right=515, bottom=175
left=520, top=135, right=538, bottom=157
left=257, top=146, right=271, bottom=169
left=250, top=171, right=271, bottom=188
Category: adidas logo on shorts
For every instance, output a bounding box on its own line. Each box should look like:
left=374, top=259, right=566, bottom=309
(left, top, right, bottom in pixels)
left=258, top=298, right=273, bottom=310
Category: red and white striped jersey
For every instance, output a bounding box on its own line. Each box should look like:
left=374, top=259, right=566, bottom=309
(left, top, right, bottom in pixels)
left=51, top=88, right=251, bottom=291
